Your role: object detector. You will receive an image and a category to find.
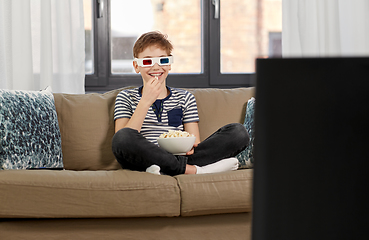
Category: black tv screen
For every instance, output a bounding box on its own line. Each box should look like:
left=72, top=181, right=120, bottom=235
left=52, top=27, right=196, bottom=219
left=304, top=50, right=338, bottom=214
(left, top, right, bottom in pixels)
left=252, top=57, right=369, bottom=240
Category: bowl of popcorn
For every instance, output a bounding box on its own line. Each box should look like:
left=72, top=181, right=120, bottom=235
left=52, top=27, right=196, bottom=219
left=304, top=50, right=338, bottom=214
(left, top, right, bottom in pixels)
left=157, top=130, right=196, bottom=155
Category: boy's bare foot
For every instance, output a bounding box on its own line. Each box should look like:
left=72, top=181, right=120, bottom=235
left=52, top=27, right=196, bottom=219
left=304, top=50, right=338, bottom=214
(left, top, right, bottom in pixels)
left=185, top=164, right=197, bottom=174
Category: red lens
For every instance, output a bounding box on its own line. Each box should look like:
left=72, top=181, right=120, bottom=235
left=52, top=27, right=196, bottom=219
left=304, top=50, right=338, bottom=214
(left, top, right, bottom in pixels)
left=142, top=59, right=152, bottom=65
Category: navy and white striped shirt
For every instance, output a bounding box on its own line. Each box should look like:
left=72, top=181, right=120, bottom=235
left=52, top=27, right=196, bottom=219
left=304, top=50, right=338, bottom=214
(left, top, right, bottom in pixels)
left=114, top=86, right=199, bottom=145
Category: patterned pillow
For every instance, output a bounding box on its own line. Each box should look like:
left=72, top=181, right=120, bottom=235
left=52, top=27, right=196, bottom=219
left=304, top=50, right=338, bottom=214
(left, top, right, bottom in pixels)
left=0, top=88, right=63, bottom=170
left=236, top=97, right=255, bottom=169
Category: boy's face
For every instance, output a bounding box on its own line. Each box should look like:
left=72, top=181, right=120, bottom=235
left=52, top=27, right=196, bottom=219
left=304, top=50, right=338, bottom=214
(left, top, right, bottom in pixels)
left=133, top=45, right=172, bottom=84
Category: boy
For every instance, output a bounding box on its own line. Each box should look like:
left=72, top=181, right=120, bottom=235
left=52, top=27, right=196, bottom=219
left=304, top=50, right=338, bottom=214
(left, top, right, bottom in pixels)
left=112, top=31, right=249, bottom=176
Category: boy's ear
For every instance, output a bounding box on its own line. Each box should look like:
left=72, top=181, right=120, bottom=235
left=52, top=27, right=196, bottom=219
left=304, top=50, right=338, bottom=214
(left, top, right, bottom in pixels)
left=133, top=61, right=140, bottom=73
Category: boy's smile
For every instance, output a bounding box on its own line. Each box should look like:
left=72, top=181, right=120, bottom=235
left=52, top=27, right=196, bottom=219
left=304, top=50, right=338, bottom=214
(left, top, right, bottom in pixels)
left=133, top=46, right=172, bottom=85
left=149, top=72, right=164, bottom=78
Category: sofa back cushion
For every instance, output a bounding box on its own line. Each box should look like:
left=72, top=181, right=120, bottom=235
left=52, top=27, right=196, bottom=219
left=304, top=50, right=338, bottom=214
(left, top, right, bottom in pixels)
left=188, top=88, right=255, bottom=141
left=53, top=87, right=255, bottom=170
left=53, top=89, right=123, bottom=170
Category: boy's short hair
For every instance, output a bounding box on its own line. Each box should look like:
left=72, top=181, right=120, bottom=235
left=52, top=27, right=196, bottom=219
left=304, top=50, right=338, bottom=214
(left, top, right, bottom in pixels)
left=133, top=31, right=173, bottom=58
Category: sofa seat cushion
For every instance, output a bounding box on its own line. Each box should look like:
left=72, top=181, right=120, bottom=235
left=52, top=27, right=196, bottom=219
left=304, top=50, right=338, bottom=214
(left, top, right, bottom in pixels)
left=175, top=169, right=253, bottom=217
left=0, top=169, right=180, bottom=218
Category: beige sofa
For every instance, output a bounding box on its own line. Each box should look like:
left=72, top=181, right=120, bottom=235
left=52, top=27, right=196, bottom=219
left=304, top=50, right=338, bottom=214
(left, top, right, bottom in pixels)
left=0, top=87, right=255, bottom=240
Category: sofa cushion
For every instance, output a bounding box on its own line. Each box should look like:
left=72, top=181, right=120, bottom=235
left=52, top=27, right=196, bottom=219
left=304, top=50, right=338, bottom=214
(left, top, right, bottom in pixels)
left=0, top=169, right=180, bottom=218
left=175, top=169, right=253, bottom=217
left=187, top=88, right=255, bottom=141
left=0, top=88, right=63, bottom=170
left=53, top=88, right=126, bottom=170
left=236, top=97, right=255, bottom=169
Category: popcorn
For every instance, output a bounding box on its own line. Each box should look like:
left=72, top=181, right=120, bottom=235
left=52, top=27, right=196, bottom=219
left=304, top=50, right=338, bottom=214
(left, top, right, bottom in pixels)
left=159, top=130, right=194, bottom=138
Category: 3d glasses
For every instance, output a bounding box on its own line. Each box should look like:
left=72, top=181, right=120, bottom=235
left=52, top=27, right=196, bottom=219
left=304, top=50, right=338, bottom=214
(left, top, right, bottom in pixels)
left=134, top=56, right=173, bottom=67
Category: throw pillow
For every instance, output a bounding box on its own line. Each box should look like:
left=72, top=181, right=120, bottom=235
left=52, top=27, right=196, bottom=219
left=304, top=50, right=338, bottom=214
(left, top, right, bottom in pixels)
left=236, top=97, right=255, bottom=169
left=0, top=87, right=63, bottom=170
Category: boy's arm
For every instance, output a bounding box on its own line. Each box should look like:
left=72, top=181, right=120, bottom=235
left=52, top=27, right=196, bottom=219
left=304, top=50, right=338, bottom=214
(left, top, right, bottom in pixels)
left=115, top=118, right=129, bottom=133
left=184, top=121, right=201, bottom=144
left=184, top=122, right=201, bottom=155
left=115, top=77, right=165, bottom=133
left=115, top=100, right=151, bottom=133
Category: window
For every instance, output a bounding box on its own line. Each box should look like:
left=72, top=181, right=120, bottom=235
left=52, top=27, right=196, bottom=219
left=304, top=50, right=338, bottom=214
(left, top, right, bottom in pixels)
left=84, top=0, right=282, bottom=91
left=110, top=0, right=202, bottom=74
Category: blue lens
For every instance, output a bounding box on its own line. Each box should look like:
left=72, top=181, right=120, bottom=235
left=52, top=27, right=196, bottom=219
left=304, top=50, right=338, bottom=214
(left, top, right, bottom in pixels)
left=160, top=58, right=169, bottom=64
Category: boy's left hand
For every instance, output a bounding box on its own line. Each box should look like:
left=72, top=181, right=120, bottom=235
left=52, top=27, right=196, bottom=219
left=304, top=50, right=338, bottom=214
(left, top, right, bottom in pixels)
left=186, top=143, right=198, bottom=155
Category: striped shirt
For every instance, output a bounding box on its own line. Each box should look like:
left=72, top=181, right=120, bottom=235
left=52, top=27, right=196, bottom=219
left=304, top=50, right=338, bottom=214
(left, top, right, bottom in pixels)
left=114, top=86, right=199, bottom=145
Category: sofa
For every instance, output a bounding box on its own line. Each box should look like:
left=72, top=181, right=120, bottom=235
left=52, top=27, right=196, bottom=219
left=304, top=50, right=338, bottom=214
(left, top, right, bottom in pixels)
left=0, top=86, right=255, bottom=240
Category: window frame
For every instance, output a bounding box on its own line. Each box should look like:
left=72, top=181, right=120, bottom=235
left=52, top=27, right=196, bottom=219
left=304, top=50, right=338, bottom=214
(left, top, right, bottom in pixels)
left=85, top=0, right=255, bottom=92
left=208, top=0, right=255, bottom=86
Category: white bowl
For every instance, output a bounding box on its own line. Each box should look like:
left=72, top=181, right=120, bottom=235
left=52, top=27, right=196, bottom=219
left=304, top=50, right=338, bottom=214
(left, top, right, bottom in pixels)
left=157, top=136, right=196, bottom=155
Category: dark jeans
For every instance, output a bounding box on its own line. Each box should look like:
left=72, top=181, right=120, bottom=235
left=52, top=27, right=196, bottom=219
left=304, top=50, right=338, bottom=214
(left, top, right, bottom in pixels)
left=112, top=123, right=249, bottom=176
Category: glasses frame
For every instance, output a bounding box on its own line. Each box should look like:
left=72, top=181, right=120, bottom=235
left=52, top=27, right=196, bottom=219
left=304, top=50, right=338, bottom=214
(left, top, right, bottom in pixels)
left=134, top=56, right=173, bottom=67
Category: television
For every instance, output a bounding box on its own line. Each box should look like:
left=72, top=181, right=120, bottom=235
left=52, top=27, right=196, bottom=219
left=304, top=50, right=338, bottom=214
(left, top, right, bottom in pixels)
left=252, top=57, right=369, bottom=240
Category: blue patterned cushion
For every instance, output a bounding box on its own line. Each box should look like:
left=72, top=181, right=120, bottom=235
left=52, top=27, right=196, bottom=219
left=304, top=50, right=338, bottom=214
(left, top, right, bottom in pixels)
left=0, top=88, right=63, bottom=170
left=236, top=97, right=255, bottom=169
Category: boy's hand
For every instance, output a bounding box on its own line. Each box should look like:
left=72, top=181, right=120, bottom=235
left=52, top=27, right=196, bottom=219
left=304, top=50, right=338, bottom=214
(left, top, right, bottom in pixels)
left=186, top=143, right=198, bottom=156
left=141, top=76, right=164, bottom=105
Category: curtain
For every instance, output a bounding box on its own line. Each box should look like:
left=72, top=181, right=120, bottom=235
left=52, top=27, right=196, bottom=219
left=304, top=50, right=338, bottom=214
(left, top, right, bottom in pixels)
left=0, top=0, right=85, bottom=94
left=282, top=0, right=369, bottom=57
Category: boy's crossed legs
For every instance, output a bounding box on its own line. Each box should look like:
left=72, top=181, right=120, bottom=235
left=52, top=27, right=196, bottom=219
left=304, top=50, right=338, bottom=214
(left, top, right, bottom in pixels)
left=112, top=123, right=249, bottom=176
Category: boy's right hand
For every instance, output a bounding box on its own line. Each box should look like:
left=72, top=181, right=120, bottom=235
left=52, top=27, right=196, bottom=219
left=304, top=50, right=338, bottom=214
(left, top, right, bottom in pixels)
left=141, top=76, right=164, bottom=106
